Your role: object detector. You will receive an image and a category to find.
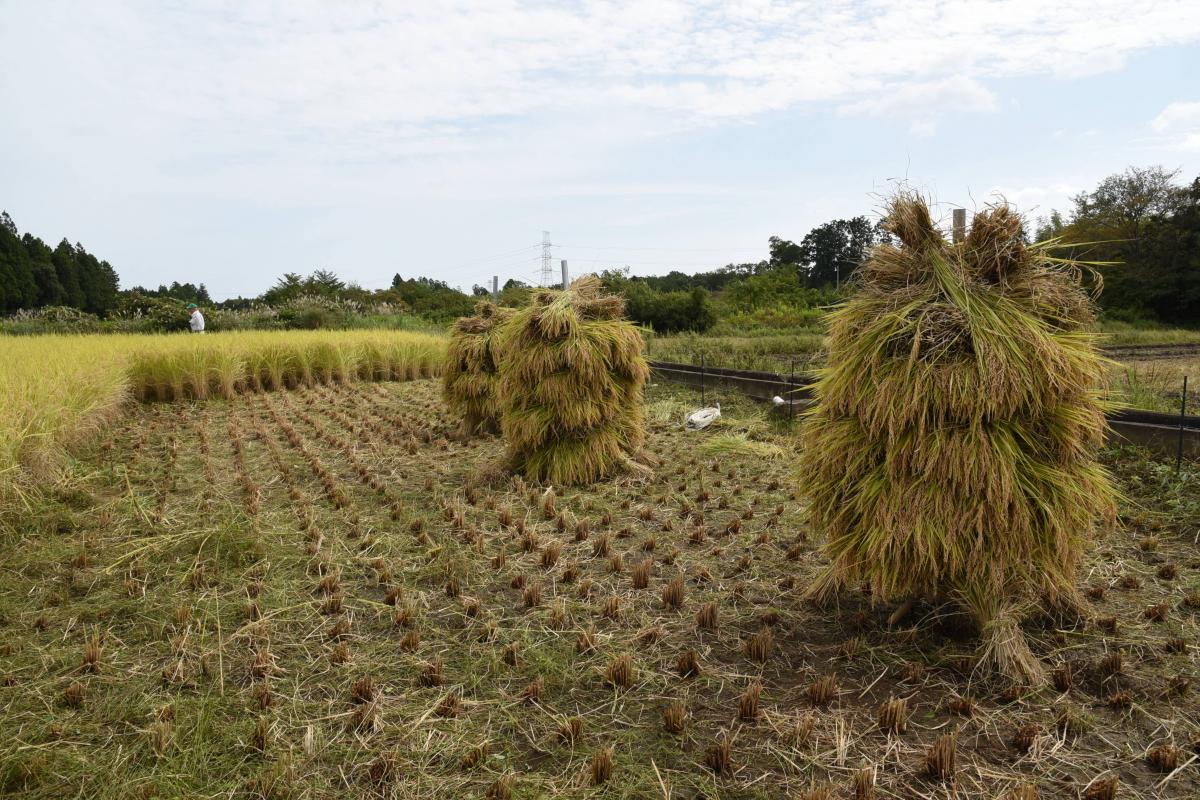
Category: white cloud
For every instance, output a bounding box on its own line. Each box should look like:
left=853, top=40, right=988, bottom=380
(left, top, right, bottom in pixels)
left=838, top=75, right=996, bottom=136
left=1152, top=101, right=1200, bottom=131
left=986, top=183, right=1082, bottom=215
left=3, top=1, right=1200, bottom=296
left=1151, top=101, right=1200, bottom=150
left=839, top=76, right=998, bottom=118
left=4, top=0, right=1200, bottom=153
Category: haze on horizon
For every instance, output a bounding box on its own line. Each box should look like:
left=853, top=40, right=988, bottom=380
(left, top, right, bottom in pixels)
left=2, top=0, right=1199, bottom=300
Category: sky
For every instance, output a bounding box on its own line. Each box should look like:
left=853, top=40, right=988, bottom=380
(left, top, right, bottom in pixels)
left=2, top=1, right=1199, bottom=300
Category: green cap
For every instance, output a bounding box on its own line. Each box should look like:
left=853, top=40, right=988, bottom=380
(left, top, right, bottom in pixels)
left=186, top=303, right=198, bottom=309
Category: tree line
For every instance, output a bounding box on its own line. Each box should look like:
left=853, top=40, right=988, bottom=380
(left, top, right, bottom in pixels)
left=1036, top=166, right=1200, bottom=325
left=0, top=212, right=119, bottom=315
left=3, top=165, right=1196, bottom=333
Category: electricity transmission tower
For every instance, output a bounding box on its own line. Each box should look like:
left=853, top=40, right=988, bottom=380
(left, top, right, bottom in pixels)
left=540, top=231, right=553, bottom=287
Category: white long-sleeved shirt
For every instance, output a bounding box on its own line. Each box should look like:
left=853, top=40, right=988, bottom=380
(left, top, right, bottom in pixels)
left=190, top=310, right=206, bottom=332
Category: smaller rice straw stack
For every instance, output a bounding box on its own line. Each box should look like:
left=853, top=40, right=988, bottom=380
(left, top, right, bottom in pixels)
left=443, top=301, right=515, bottom=436
left=798, top=193, right=1117, bottom=684
left=497, top=276, right=649, bottom=484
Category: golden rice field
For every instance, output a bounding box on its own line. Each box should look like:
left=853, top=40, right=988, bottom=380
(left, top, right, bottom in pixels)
left=0, top=331, right=445, bottom=502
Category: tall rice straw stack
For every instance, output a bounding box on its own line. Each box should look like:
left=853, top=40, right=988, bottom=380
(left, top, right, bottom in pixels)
left=497, top=275, right=649, bottom=484
left=798, top=193, right=1116, bottom=683
left=442, top=300, right=515, bottom=435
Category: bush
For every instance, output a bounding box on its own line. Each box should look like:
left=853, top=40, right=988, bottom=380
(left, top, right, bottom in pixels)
left=714, top=304, right=827, bottom=334
left=276, top=296, right=355, bottom=330
left=624, top=285, right=717, bottom=333
left=390, top=276, right=476, bottom=322
left=0, top=306, right=103, bottom=335
left=721, top=267, right=839, bottom=313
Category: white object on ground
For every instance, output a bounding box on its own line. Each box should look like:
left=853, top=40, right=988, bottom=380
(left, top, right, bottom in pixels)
left=686, top=402, right=721, bottom=430
left=771, top=395, right=785, bottom=406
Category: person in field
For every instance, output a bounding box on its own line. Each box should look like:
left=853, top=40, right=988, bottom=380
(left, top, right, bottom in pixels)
left=187, top=303, right=206, bottom=333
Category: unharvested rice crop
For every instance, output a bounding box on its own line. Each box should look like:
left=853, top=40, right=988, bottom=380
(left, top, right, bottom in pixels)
left=128, top=330, right=444, bottom=401
left=497, top=276, right=649, bottom=484
left=797, top=194, right=1116, bottom=682
left=442, top=301, right=514, bottom=435
left=0, top=335, right=129, bottom=497
left=0, top=330, right=445, bottom=504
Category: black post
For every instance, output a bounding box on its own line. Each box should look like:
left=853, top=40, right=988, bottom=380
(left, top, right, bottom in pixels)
left=1177, top=375, right=1189, bottom=473
left=788, top=357, right=796, bottom=427
left=700, top=353, right=706, bottom=407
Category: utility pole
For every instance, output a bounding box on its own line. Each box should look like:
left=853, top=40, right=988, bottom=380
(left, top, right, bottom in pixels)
left=952, top=209, right=967, bottom=243
left=561, top=260, right=569, bottom=290
left=492, top=275, right=498, bottom=301
left=540, top=231, right=553, bottom=287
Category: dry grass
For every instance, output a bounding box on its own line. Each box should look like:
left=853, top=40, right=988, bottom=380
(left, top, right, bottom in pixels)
left=0, top=378, right=1195, bottom=798
left=589, top=745, right=614, bottom=785
left=662, top=700, right=687, bottom=734
left=924, top=732, right=956, bottom=781
left=877, top=695, right=907, bottom=735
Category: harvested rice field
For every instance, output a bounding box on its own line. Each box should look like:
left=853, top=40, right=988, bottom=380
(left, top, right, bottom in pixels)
left=1, top=379, right=1198, bottom=799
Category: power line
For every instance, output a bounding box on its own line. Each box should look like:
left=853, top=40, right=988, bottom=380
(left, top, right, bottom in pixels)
left=471, top=256, right=541, bottom=273
left=441, top=241, right=762, bottom=280
left=433, top=238, right=768, bottom=293
left=443, top=243, right=541, bottom=273
left=396, top=251, right=540, bottom=291
left=554, top=244, right=764, bottom=253
left=553, top=256, right=746, bottom=267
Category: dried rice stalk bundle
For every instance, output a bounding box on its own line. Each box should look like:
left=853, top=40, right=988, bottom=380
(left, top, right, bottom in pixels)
left=799, top=193, right=1116, bottom=684
left=497, top=276, right=649, bottom=484
left=443, top=301, right=515, bottom=435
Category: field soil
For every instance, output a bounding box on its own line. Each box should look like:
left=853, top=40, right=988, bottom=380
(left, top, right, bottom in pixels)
left=1, top=380, right=1197, bottom=798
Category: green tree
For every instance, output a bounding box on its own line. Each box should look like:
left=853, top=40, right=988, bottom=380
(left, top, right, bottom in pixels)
left=0, top=212, right=37, bottom=311
left=127, top=281, right=212, bottom=303
left=389, top=275, right=474, bottom=321
left=261, top=272, right=306, bottom=305
left=23, top=234, right=65, bottom=306
left=1046, top=166, right=1196, bottom=322
left=768, top=235, right=804, bottom=267
left=1071, top=166, right=1181, bottom=260
left=72, top=245, right=119, bottom=315
left=498, top=279, right=532, bottom=307
left=598, top=268, right=716, bottom=332
left=1034, top=210, right=1067, bottom=243
left=308, top=269, right=345, bottom=296
left=797, top=217, right=885, bottom=287
left=51, top=240, right=86, bottom=309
